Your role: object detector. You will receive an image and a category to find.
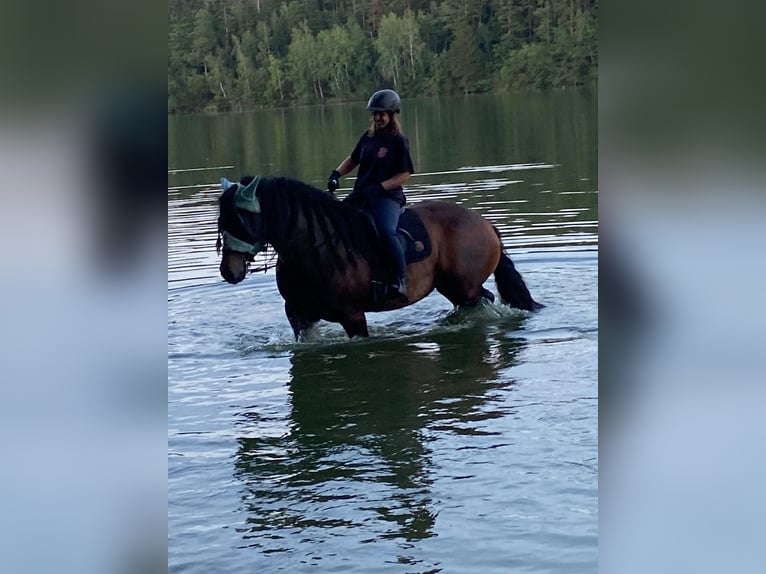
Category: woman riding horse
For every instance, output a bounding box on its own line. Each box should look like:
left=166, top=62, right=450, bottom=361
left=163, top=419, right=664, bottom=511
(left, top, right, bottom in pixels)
left=327, top=89, right=413, bottom=301
left=217, top=176, right=542, bottom=339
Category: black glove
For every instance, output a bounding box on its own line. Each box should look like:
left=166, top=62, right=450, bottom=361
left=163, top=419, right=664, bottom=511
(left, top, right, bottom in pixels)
left=342, top=189, right=365, bottom=207
left=343, top=183, right=386, bottom=207
left=360, top=182, right=386, bottom=198
left=343, top=183, right=384, bottom=207
left=327, top=170, right=341, bottom=193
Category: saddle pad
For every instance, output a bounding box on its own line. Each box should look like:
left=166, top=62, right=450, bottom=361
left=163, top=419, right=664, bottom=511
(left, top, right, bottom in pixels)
left=398, top=208, right=431, bottom=264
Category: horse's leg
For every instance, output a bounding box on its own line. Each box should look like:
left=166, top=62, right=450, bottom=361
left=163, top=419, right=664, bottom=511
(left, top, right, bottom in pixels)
left=418, top=205, right=500, bottom=308
left=339, top=311, right=369, bottom=338
left=434, top=275, right=489, bottom=307
left=285, top=302, right=318, bottom=341
left=437, top=287, right=493, bottom=307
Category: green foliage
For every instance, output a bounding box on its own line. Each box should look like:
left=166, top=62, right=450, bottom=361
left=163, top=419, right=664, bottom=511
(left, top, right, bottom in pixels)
left=286, top=23, right=320, bottom=103
left=447, top=21, right=484, bottom=94
left=498, top=42, right=553, bottom=89
left=167, top=0, right=598, bottom=112
left=316, top=25, right=358, bottom=97
left=375, top=12, right=418, bottom=88
left=266, top=54, right=285, bottom=103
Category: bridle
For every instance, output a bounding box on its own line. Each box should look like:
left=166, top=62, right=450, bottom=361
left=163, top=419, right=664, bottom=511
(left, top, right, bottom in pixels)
left=217, top=177, right=264, bottom=257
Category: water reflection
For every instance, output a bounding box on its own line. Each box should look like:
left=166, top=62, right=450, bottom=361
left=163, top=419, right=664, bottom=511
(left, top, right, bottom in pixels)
left=233, top=318, right=527, bottom=554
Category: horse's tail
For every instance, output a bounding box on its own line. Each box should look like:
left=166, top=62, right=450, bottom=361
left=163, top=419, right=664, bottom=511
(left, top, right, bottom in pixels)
left=492, top=228, right=543, bottom=311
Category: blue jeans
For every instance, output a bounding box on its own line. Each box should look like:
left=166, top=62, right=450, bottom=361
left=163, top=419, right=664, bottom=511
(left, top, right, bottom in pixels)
left=367, top=197, right=406, bottom=283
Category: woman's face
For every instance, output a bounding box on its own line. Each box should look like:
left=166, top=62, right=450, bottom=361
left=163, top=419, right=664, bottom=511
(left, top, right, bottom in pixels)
left=372, top=111, right=390, bottom=131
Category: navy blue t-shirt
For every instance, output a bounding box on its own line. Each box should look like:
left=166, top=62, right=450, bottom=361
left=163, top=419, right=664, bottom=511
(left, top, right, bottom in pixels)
left=350, top=131, right=414, bottom=206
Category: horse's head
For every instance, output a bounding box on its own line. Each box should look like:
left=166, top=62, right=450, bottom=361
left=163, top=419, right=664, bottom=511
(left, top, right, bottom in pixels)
left=217, top=176, right=264, bottom=284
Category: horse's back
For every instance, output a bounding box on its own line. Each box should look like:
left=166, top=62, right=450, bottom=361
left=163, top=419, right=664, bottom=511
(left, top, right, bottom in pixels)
left=410, top=200, right=499, bottom=247
left=408, top=201, right=501, bottom=298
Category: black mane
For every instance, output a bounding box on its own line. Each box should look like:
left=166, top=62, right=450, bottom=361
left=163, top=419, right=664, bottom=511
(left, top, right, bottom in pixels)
left=252, top=176, right=376, bottom=270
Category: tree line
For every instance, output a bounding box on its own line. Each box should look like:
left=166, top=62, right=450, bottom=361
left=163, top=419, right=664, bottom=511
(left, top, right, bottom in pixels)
left=168, top=0, right=597, bottom=113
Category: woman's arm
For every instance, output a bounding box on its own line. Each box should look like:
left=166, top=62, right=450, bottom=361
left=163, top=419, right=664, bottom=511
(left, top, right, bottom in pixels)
left=380, top=172, right=411, bottom=190
left=335, top=156, right=357, bottom=176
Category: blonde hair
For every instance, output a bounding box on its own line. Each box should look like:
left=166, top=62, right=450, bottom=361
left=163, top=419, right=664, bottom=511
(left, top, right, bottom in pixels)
left=367, top=112, right=401, bottom=136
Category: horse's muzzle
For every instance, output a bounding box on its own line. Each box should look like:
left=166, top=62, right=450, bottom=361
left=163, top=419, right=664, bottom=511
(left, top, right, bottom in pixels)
left=220, top=253, right=247, bottom=284
left=220, top=265, right=243, bottom=284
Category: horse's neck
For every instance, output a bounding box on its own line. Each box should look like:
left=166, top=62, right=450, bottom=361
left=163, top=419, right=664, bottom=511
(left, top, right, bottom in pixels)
left=259, top=181, right=328, bottom=253
left=259, top=179, right=364, bottom=272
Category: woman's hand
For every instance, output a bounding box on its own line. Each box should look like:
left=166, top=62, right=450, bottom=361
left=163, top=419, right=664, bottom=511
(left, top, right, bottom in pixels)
left=360, top=182, right=386, bottom=197
left=342, top=190, right=366, bottom=207
left=343, top=183, right=385, bottom=206
left=327, top=170, right=341, bottom=193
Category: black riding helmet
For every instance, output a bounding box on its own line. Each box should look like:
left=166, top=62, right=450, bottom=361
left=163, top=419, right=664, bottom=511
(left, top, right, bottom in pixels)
left=366, top=89, right=400, bottom=114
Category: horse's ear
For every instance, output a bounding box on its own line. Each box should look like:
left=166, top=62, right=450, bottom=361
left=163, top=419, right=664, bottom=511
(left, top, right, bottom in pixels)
left=240, top=175, right=255, bottom=186
left=220, top=178, right=234, bottom=191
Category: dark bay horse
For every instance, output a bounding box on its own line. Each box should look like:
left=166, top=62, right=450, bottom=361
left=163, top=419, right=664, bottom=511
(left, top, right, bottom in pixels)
left=217, top=176, right=542, bottom=339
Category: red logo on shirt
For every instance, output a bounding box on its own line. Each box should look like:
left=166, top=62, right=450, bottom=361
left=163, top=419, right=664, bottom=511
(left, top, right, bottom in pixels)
left=377, top=147, right=388, bottom=158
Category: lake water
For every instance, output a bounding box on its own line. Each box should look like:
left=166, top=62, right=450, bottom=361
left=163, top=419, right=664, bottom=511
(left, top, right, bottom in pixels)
left=168, top=91, right=598, bottom=573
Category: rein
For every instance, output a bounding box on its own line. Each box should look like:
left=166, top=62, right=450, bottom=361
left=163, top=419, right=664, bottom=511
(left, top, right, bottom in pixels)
left=216, top=228, right=276, bottom=274
left=247, top=245, right=277, bottom=274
